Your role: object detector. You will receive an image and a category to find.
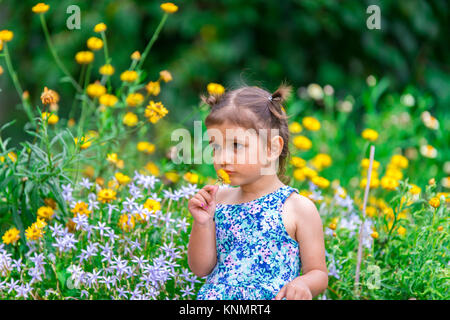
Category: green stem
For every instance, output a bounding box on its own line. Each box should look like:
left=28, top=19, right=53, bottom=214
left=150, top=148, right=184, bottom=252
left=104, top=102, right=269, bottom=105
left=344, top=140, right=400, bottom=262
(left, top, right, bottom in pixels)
left=69, top=64, right=87, bottom=120
left=39, top=14, right=82, bottom=93
left=77, top=63, right=93, bottom=138
left=2, top=43, right=36, bottom=126
left=100, top=31, right=113, bottom=92
left=137, top=13, right=169, bottom=70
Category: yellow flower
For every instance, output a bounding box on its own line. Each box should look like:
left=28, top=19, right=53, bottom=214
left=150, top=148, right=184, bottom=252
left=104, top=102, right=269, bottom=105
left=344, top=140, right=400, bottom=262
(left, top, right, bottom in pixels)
left=436, top=192, right=449, bottom=203
left=99, top=64, right=115, bottom=76
left=360, top=177, right=380, bottom=189
left=397, top=226, right=406, bottom=236
left=97, top=188, right=117, bottom=203
left=408, top=184, right=421, bottom=195
left=126, top=93, right=145, bottom=107
left=74, top=136, right=91, bottom=149
left=361, top=128, right=378, bottom=142
left=361, top=158, right=380, bottom=170
left=2, top=227, right=20, bottom=245
left=120, top=70, right=138, bottom=82
left=365, top=206, right=377, bottom=218
left=25, top=221, right=45, bottom=241
left=144, top=199, right=162, bottom=213
left=292, top=135, right=312, bottom=151
left=385, top=168, right=403, bottom=180
left=159, top=70, right=172, bottom=82
left=311, top=153, right=332, bottom=171
left=87, top=81, right=106, bottom=98
left=328, top=222, right=337, bottom=230
left=183, top=172, right=200, bottom=184
left=371, top=231, right=379, bottom=239
left=207, top=83, right=225, bottom=96
left=437, top=226, right=443, bottom=232
left=145, top=81, right=161, bottom=96
left=99, top=94, right=118, bottom=107
left=165, top=171, right=180, bottom=183
left=42, top=112, right=59, bottom=125
left=115, top=172, right=131, bottom=185
left=94, top=23, right=107, bottom=33
left=123, top=112, right=138, bottom=127
left=302, top=117, right=321, bottom=131
left=131, top=51, right=141, bottom=60
left=311, top=176, right=330, bottom=189
left=429, top=197, right=440, bottom=208
left=37, top=206, right=55, bottom=220
left=293, top=168, right=306, bottom=181
left=390, top=154, right=408, bottom=169
left=87, top=37, right=103, bottom=51
left=0, top=65, right=3, bottom=74
left=145, top=162, right=160, bottom=176
left=32, top=3, right=50, bottom=13
left=160, top=3, right=179, bottom=14
left=118, top=214, right=135, bottom=232
left=71, top=201, right=91, bottom=217
left=288, top=121, right=302, bottom=134
left=75, top=51, right=94, bottom=64
left=144, top=101, right=169, bottom=123
left=0, top=30, right=14, bottom=42
left=302, top=166, right=318, bottom=179
left=137, top=141, right=156, bottom=154
left=290, top=156, right=306, bottom=168
left=380, top=176, right=399, bottom=191
left=217, top=169, right=231, bottom=184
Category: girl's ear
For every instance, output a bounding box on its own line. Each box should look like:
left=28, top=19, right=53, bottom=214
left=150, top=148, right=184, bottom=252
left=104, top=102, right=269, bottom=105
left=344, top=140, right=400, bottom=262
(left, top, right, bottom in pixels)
left=268, top=135, right=283, bottom=160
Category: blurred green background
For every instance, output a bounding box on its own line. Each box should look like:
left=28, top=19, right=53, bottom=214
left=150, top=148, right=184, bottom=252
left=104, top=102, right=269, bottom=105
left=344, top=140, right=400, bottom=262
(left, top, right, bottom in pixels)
left=0, top=0, right=449, bottom=145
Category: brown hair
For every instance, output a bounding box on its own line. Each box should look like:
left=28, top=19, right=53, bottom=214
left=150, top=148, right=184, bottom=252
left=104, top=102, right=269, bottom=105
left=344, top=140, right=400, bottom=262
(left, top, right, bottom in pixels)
left=200, top=82, right=293, bottom=185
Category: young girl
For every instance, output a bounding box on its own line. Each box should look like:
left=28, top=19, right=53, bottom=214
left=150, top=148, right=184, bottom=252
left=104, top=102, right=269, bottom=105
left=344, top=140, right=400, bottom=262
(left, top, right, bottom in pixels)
left=187, top=84, right=328, bottom=300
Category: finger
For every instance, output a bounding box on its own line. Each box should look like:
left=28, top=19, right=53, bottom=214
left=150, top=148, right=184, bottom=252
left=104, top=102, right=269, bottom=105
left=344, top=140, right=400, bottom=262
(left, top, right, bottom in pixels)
left=286, top=287, right=296, bottom=300
left=194, top=193, right=207, bottom=205
left=198, top=189, right=213, bottom=204
left=274, top=286, right=286, bottom=300
left=190, top=198, right=206, bottom=210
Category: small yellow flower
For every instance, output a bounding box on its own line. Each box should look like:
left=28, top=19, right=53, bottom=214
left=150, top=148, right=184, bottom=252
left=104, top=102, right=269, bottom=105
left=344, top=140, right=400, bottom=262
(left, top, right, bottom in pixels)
left=87, top=37, right=103, bottom=51
left=74, top=136, right=91, bottom=149
left=361, top=158, right=380, bottom=170
left=361, top=128, right=379, bottom=142
left=144, top=101, right=169, bottom=123
left=71, top=201, right=91, bottom=217
left=302, top=117, right=321, bottom=131
left=99, top=64, right=115, bottom=76
left=40, top=86, right=59, bottom=105
left=145, top=162, right=160, bottom=176
left=385, top=168, right=403, bottom=180
left=94, top=23, right=107, bottom=33
left=145, top=81, right=161, bottom=96
left=380, top=176, right=399, bottom=191
left=290, top=156, right=306, bottom=168
left=87, top=81, right=106, bottom=98
left=293, top=168, right=306, bottom=181
left=159, top=70, right=172, bottom=82
left=131, top=51, right=141, bottom=60
left=42, top=112, right=59, bottom=125
left=397, top=226, right=406, bottom=236
left=371, top=231, right=379, bottom=239
left=360, top=177, right=380, bottom=189
left=2, top=227, right=20, bottom=245
left=97, top=188, right=117, bottom=203
left=207, top=83, right=225, bottom=96
left=390, top=154, right=409, bottom=169
left=32, top=3, right=50, bottom=14
left=75, top=51, right=94, bottom=64
left=123, top=112, right=139, bottom=127
left=0, top=65, right=3, bottom=75
left=437, top=226, right=443, bottom=232
left=118, top=214, right=135, bottom=232
left=25, top=221, right=45, bottom=241
left=137, top=141, right=156, bottom=154
left=311, top=176, right=330, bottom=189
left=365, top=206, right=377, bottom=218
left=165, top=171, right=180, bottom=183
left=37, top=206, right=55, bottom=220
left=429, top=197, right=440, bottom=208
left=302, top=167, right=318, bottom=179
left=99, top=94, right=118, bottom=107
left=311, top=153, right=332, bottom=171
left=328, top=223, right=337, bottom=230
left=160, top=3, right=179, bottom=14
left=0, top=30, right=14, bottom=42
left=408, top=184, right=421, bottom=195
left=126, top=93, right=145, bottom=107
left=184, top=172, right=199, bottom=184
left=144, top=198, right=162, bottom=213
left=217, top=169, right=231, bottom=184
left=288, top=121, right=302, bottom=134
left=115, top=172, right=131, bottom=185
left=120, top=70, right=138, bottom=82
left=292, top=135, right=312, bottom=151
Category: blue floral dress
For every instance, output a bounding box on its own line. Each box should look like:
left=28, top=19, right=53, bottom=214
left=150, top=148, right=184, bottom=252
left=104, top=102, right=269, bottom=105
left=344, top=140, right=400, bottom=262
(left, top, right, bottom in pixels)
left=196, top=185, right=302, bottom=300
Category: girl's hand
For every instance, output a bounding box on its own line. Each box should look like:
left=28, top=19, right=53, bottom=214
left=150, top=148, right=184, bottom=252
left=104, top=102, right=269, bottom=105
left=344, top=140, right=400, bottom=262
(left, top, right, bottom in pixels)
left=274, top=278, right=312, bottom=300
left=188, top=185, right=219, bottom=226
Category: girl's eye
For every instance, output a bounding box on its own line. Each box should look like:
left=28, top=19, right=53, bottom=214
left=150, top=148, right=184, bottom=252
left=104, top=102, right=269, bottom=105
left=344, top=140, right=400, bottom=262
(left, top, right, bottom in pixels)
left=233, top=142, right=244, bottom=150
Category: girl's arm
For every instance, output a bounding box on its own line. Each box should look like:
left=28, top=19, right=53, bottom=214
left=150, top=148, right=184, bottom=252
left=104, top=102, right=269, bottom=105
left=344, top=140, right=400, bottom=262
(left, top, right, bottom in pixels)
left=187, top=219, right=217, bottom=278
left=276, top=194, right=328, bottom=299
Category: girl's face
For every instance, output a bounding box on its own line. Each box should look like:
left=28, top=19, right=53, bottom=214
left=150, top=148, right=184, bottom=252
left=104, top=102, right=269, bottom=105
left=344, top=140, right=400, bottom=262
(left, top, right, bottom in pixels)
left=207, top=122, right=282, bottom=185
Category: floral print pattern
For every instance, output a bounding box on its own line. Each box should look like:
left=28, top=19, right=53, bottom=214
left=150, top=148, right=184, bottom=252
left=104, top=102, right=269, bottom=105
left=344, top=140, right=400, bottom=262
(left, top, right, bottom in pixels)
left=196, top=185, right=301, bottom=300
